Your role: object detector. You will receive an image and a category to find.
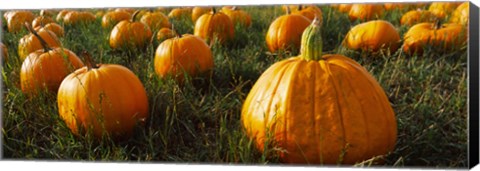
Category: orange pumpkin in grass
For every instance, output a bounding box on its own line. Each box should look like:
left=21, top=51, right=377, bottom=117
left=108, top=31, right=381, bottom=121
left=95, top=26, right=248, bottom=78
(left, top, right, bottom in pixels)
left=192, top=7, right=211, bottom=23
left=221, top=6, right=252, bottom=27
left=154, top=34, right=214, bottom=83
left=242, top=18, right=397, bottom=164
left=400, top=9, right=438, bottom=27
left=194, top=8, right=235, bottom=45
left=348, top=4, right=384, bottom=21
left=56, top=10, right=71, bottom=22
left=428, top=2, right=462, bottom=20
left=101, top=10, right=131, bottom=29
left=57, top=52, right=149, bottom=140
left=35, top=23, right=65, bottom=37
left=156, top=27, right=176, bottom=43
left=18, top=23, right=62, bottom=61
left=5, top=11, right=35, bottom=33
left=450, top=2, right=469, bottom=25
left=168, top=8, right=192, bottom=20
left=1, top=43, right=8, bottom=63
left=109, top=11, right=153, bottom=50
left=20, top=24, right=84, bottom=97
left=63, top=11, right=96, bottom=26
left=140, top=11, right=171, bottom=31
left=265, top=9, right=311, bottom=53
left=344, top=20, right=400, bottom=53
left=31, top=15, right=55, bottom=29
left=402, top=21, right=467, bottom=55
left=292, top=5, right=323, bottom=21
left=335, top=4, right=353, bottom=13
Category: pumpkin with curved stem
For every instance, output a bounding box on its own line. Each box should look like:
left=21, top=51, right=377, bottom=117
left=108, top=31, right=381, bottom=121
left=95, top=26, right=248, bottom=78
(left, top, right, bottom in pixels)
left=265, top=8, right=311, bottom=53
left=194, top=8, right=235, bottom=45
left=5, top=11, right=35, bottom=33
left=450, top=2, right=469, bottom=25
left=109, top=11, right=153, bottom=50
left=154, top=34, right=214, bottom=83
left=35, top=23, right=65, bottom=37
left=348, top=4, right=384, bottom=21
left=221, top=6, right=252, bottom=28
left=18, top=23, right=62, bottom=61
left=192, top=7, right=211, bottom=23
left=140, top=11, right=171, bottom=32
left=101, top=10, right=131, bottom=29
left=57, top=51, right=149, bottom=140
left=63, top=11, right=96, bottom=26
left=402, top=21, right=467, bottom=55
left=20, top=24, right=84, bottom=96
left=1, top=43, right=8, bottom=63
left=292, top=5, right=323, bottom=21
left=242, top=18, right=397, bottom=164
left=344, top=20, right=400, bottom=53
left=400, top=9, right=437, bottom=27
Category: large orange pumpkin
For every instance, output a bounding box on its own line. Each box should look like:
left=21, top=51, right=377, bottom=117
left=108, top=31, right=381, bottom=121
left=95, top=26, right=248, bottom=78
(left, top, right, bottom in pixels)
left=140, top=11, right=171, bottom=32
left=242, top=18, right=397, bottom=164
left=101, top=10, right=131, bottom=29
left=402, top=21, right=467, bottom=55
left=348, top=4, right=384, bottom=21
left=154, top=34, right=214, bottom=83
left=400, top=9, right=438, bottom=27
left=221, top=6, right=252, bottom=28
left=194, top=8, right=235, bottom=45
left=265, top=9, right=311, bottom=53
left=57, top=52, right=149, bottom=139
left=450, top=2, right=469, bottom=25
left=344, top=20, right=400, bottom=53
left=109, top=11, right=153, bottom=50
left=5, top=11, right=35, bottom=33
left=18, top=23, right=62, bottom=61
left=20, top=25, right=84, bottom=96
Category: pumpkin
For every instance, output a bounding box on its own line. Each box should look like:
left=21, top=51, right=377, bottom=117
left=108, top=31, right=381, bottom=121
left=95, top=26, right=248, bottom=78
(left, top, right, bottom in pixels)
left=57, top=52, right=149, bottom=139
left=56, top=10, right=71, bottom=22
left=156, top=27, right=176, bottom=43
left=192, top=7, right=211, bottom=23
left=281, top=5, right=302, bottom=13
left=115, top=8, right=136, bottom=15
left=344, top=20, right=400, bottom=53
left=34, top=23, right=65, bottom=37
left=168, top=8, right=192, bottom=20
left=32, top=16, right=55, bottom=29
left=18, top=23, right=62, bottom=61
left=348, top=4, right=384, bottom=21
left=265, top=9, right=311, bottom=53
left=292, top=5, right=323, bottom=21
left=1, top=42, right=8, bottom=63
left=154, top=34, right=214, bottom=83
left=402, top=21, right=467, bottom=55
left=109, top=11, right=153, bottom=50
left=5, top=11, right=35, bottom=33
left=242, top=18, right=397, bottom=164
left=40, top=9, right=55, bottom=17
left=428, top=2, right=462, bottom=20
left=221, top=6, right=252, bottom=27
left=335, top=4, right=353, bottom=13
left=450, top=2, right=469, bottom=25
left=400, top=9, right=438, bottom=27
left=194, top=8, right=235, bottom=45
left=101, top=10, right=131, bottom=29
left=140, top=11, right=171, bottom=31
left=20, top=24, right=84, bottom=96
left=63, top=11, right=96, bottom=26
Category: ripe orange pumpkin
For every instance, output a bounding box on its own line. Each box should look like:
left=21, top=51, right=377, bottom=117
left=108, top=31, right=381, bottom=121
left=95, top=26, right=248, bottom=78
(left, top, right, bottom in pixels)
left=1, top=43, right=8, bottom=63
left=428, top=2, right=462, bottom=20
left=400, top=9, right=437, bottom=27
left=348, top=4, right=384, bottom=21
left=242, top=18, right=397, bottom=164
left=156, top=27, right=176, bottom=43
left=334, top=4, right=353, bottom=13
left=450, top=2, right=469, bottom=25
left=31, top=16, right=55, bottom=29
left=192, top=7, right=211, bottom=23
left=220, top=6, right=252, bottom=28
left=154, top=34, right=214, bottom=83
left=403, top=22, right=467, bottom=55
left=168, top=8, right=192, bottom=20
left=20, top=25, right=84, bottom=96
left=140, top=11, right=171, bottom=31
left=34, top=23, right=65, bottom=37
left=56, top=10, right=71, bottom=22
left=344, top=20, right=400, bottom=53
left=101, top=10, right=131, bottom=29
left=57, top=52, right=149, bottom=139
left=40, top=9, right=55, bottom=18
left=63, top=11, right=96, bottom=26
left=5, top=11, right=35, bottom=33
left=18, top=23, right=62, bottom=61
left=194, top=8, right=235, bottom=45
left=109, top=11, right=153, bottom=50
left=292, top=5, right=323, bottom=21
left=265, top=10, right=311, bottom=53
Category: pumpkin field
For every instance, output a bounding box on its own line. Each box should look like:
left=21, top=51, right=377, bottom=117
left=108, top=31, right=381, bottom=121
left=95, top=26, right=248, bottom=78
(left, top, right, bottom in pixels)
left=1, top=1, right=469, bottom=168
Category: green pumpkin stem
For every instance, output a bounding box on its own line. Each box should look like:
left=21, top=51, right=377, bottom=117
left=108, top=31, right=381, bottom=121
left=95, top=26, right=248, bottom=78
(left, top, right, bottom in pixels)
left=211, top=7, right=216, bottom=14
left=131, top=10, right=140, bottom=22
left=434, top=20, right=442, bottom=30
left=300, top=17, right=323, bottom=61
left=81, top=51, right=98, bottom=70
left=24, top=22, right=51, bottom=52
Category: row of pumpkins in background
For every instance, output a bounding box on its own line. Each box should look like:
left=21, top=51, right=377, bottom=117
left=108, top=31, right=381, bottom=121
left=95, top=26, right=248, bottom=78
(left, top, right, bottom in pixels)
left=0, top=1, right=470, bottom=165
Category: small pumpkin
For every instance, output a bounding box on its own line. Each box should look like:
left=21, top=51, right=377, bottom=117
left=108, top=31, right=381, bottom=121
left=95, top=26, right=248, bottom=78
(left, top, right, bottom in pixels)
left=63, top=11, right=96, bottom=26
left=31, top=15, right=55, bottom=29
left=192, top=7, right=211, bottom=23
left=400, top=9, right=438, bottom=27
left=402, top=21, right=467, bottom=55
left=156, top=27, right=176, bottom=43
left=344, top=20, right=400, bottom=53
left=194, top=8, right=235, bottom=45
left=1, top=42, right=8, bottom=63
left=56, top=10, right=71, bottom=22
left=265, top=8, right=311, bottom=53
left=168, top=8, right=192, bottom=20
left=39, top=9, right=55, bottom=17
left=109, top=11, right=153, bottom=50
left=20, top=24, right=84, bottom=96
left=34, top=23, right=65, bottom=37
left=428, top=2, right=462, bottom=20
left=5, top=11, right=35, bottom=33
left=101, top=10, right=131, bottom=29
left=57, top=52, right=149, bottom=140
left=348, top=4, right=384, bottom=21
left=242, top=18, right=397, bottom=164
left=292, top=5, right=323, bottom=21
left=450, top=2, right=469, bottom=25
left=18, top=23, right=62, bottom=61
left=221, top=6, right=252, bottom=27
left=154, top=34, right=214, bottom=83
left=140, top=11, right=171, bottom=32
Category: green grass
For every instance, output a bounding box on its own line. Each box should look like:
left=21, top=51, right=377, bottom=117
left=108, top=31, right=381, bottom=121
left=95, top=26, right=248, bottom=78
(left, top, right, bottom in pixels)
left=1, top=4, right=468, bottom=168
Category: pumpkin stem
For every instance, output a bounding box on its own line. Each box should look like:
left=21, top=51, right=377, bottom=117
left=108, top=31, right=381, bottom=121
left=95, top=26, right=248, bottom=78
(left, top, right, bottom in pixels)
left=131, top=10, right=140, bottom=22
left=300, top=17, right=323, bottom=61
left=231, top=6, right=237, bottom=10
left=298, top=5, right=303, bottom=11
left=434, top=20, right=442, bottom=30
left=286, top=6, right=291, bottom=15
left=81, top=51, right=98, bottom=70
left=211, top=7, right=216, bottom=14
left=24, top=22, right=51, bottom=52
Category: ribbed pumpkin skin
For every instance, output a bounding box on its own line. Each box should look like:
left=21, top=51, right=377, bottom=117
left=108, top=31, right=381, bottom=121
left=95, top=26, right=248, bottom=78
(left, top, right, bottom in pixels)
left=450, top=2, right=469, bottom=25
left=344, top=20, right=400, bottom=53
left=154, top=34, right=214, bottom=82
left=400, top=10, right=437, bottom=26
left=6, top=11, right=35, bottom=33
left=32, top=16, right=55, bottom=29
left=403, top=22, right=467, bottom=55
left=101, top=11, right=131, bottom=29
left=348, top=4, right=384, bottom=21
left=241, top=55, right=397, bottom=164
left=156, top=27, right=176, bottom=43
left=57, top=64, right=149, bottom=139
left=194, top=11, right=235, bottom=45
left=35, top=23, right=65, bottom=37
left=20, top=48, right=84, bottom=96
left=192, top=7, right=211, bottom=23
left=140, top=12, right=171, bottom=31
left=109, top=20, right=153, bottom=50
left=18, top=30, right=62, bottom=61
left=265, top=14, right=311, bottom=53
